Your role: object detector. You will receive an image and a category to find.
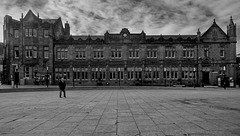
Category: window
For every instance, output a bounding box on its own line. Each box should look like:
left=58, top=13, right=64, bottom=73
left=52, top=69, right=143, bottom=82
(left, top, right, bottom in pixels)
left=14, top=47, right=19, bottom=59
left=33, top=46, right=37, bottom=58
left=129, top=49, right=139, bottom=59
left=99, top=68, right=106, bottom=80
left=25, top=29, right=29, bottom=37
left=33, top=29, right=37, bottom=37
left=93, top=48, right=104, bottom=59
left=44, top=29, right=49, bottom=38
left=81, top=68, right=88, bottom=80
left=127, top=67, right=142, bottom=80
left=56, top=68, right=70, bottom=80
left=76, top=48, right=86, bottom=59
left=29, top=29, right=32, bottom=37
left=25, top=66, right=30, bottom=78
left=219, top=66, right=226, bottom=75
left=44, top=47, right=49, bottom=58
left=182, top=67, right=196, bottom=79
left=111, top=48, right=122, bottom=59
left=204, top=48, right=209, bottom=57
left=25, top=46, right=37, bottom=58
left=164, top=67, right=178, bottom=79
left=14, top=30, right=19, bottom=38
left=147, top=48, right=157, bottom=58
left=57, top=48, right=68, bottom=59
left=165, top=47, right=176, bottom=58
left=25, top=46, right=32, bottom=58
left=220, top=48, right=224, bottom=57
left=183, top=48, right=194, bottom=58
left=25, top=28, right=36, bottom=37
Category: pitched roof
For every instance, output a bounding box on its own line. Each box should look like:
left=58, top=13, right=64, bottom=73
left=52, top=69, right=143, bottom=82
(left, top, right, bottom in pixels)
left=202, top=19, right=227, bottom=37
left=42, top=19, right=58, bottom=24
left=72, top=35, right=104, bottom=40
left=24, top=9, right=38, bottom=21
left=146, top=35, right=197, bottom=40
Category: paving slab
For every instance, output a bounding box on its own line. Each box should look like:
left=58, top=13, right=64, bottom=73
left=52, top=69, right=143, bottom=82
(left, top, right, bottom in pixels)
left=0, top=87, right=240, bottom=136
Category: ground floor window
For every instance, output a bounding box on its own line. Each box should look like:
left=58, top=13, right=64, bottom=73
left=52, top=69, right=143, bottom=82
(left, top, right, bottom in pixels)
left=145, top=67, right=160, bottom=80
left=182, top=67, right=196, bottom=79
left=55, top=68, right=70, bottom=80
left=25, top=66, right=30, bottom=78
left=164, top=67, right=178, bottom=79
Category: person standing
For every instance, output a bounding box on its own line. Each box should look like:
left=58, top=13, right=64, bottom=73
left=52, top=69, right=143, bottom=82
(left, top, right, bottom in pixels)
left=58, top=77, right=66, bottom=98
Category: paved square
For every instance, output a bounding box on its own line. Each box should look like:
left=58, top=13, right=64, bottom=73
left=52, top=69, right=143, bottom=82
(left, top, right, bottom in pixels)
left=0, top=87, right=240, bottom=136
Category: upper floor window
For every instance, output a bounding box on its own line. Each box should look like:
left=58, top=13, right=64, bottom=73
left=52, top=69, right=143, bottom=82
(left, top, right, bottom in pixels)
left=111, top=48, right=122, bottom=59
left=25, top=46, right=37, bottom=58
left=14, top=46, right=19, bottom=59
left=220, top=48, right=225, bottom=57
left=33, top=29, right=37, bottom=37
left=93, top=48, right=104, bottom=59
left=44, top=29, right=49, bottom=38
left=25, top=28, right=37, bottom=37
left=57, top=48, right=68, bottom=60
left=25, top=29, right=29, bottom=37
left=147, top=48, right=157, bottom=58
left=204, top=48, right=209, bottom=57
left=183, top=48, right=194, bottom=58
left=14, top=30, right=19, bottom=38
left=44, top=46, right=49, bottom=59
left=165, top=47, right=176, bottom=58
left=129, top=49, right=139, bottom=59
left=76, top=48, right=86, bottom=59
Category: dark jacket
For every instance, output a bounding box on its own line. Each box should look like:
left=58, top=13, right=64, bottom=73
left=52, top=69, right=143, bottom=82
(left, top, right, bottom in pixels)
left=58, top=80, right=66, bottom=90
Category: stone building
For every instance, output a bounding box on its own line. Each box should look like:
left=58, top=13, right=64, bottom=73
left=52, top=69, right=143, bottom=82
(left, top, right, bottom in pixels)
left=3, top=10, right=70, bottom=84
left=3, top=10, right=237, bottom=86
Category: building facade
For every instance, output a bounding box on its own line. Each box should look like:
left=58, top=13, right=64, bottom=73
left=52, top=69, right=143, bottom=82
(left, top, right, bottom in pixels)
left=3, top=10, right=70, bottom=85
left=3, top=10, right=237, bottom=86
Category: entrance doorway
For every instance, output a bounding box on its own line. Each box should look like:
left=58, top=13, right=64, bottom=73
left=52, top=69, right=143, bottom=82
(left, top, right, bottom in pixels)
left=202, top=72, right=210, bottom=85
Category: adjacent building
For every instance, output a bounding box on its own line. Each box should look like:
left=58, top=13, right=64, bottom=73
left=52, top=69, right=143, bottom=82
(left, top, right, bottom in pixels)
left=3, top=10, right=237, bottom=86
left=3, top=10, right=69, bottom=85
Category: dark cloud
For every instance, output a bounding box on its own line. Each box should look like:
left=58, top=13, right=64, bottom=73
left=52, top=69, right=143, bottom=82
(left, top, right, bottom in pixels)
left=14, top=0, right=49, bottom=9
left=0, top=0, right=240, bottom=53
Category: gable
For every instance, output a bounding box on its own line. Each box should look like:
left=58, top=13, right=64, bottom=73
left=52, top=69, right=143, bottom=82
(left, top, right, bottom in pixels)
left=54, top=18, right=65, bottom=39
left=202, top=22, right=228, bottom=41
left=24, top=10, right=38, bottom=22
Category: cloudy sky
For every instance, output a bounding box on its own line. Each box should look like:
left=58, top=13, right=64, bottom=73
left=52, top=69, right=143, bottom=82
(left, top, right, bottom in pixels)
left=0, top=0, right=240, bottom=53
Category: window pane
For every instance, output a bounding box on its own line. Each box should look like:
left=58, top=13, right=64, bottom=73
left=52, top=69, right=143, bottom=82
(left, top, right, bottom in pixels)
left=25, top=29, right=29, bottom=37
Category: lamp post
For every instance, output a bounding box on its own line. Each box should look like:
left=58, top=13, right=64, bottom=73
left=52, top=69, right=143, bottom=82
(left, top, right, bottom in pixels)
left=49, top=34, right=55, bottom=85
left=223, top=66, right=226, bottom=89
left=15, top=66, right=19, bottom=88
left=46, top=66, right=49, bottom=88
left=72, top=67, right=75, bottom=87
left=193, top=67, right=196, bottom=88
left=118, top=68, right=121, bottom=86
left=164, top=67, right=166, bottom=87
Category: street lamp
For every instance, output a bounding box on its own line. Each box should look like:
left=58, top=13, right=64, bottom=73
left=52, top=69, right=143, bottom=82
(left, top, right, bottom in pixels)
left=223, top=66, right=226, bottom=89
left=73, top=67, right=75, bottom=87
left=46, top=66, right=49, bottom=88
left=118, top=68, right=121, bottom=86
left=193, top=67, right=196, bottom=88
left=164, top=67, right=166, bottom=87
left=15, top=66, right=19, bottom=88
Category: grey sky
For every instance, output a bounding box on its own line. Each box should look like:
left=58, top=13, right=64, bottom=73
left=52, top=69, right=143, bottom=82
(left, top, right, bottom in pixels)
left=0, top=0, right=239, bottom=53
